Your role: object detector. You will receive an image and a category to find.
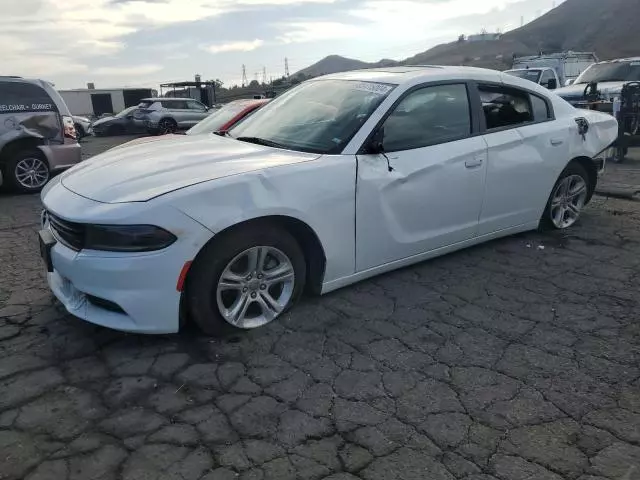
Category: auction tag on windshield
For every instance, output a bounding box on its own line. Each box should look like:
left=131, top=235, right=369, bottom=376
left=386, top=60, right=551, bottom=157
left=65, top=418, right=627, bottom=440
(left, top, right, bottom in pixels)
left=353, top=82, right=394, bottom=95
left=631, top=62, right=640, bottom=66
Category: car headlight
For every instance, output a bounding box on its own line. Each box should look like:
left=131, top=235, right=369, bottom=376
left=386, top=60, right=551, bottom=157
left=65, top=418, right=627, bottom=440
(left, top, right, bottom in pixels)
left=85, top=224, right=177, bottom=252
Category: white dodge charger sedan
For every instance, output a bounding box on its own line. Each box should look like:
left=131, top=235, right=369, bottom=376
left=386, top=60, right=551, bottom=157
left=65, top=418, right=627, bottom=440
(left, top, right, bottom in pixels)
left=39, top=66, right=618, bottom=334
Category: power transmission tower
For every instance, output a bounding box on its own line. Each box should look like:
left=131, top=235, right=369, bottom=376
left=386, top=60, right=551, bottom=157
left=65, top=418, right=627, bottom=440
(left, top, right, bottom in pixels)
left=284, top=58, right=290, bottom=78
left=241, top=65, right=247, bottom=87
left=262, top=66, right=267, bottom=84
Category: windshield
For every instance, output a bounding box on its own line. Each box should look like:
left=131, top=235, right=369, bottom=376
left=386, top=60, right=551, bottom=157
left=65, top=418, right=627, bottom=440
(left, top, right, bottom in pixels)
left=186, top=102, right=250, bottom=135
left=229, top=79, right=395, bottom=154
left=115, top=106, right=137, bottom=118
left=505, top=69, right=542, bottom=83
left=574, top=61, right=640, bottom=84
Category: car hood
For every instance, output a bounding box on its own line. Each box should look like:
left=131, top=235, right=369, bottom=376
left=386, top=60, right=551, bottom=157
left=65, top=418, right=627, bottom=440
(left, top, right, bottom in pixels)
left=60, top=134, right=320, bottom=203
left=91, top=116, right=117, bottom=127
left=555, top=81, right=628, bottom=100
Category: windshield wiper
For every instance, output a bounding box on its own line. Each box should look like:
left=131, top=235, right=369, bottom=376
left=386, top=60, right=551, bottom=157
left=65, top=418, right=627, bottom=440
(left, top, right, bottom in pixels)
left=235, top=136, right=287, bottom=149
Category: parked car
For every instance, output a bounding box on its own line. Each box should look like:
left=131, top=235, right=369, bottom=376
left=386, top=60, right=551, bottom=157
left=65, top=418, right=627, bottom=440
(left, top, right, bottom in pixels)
left=39, top=66, right=617, bottom=334
left=504, top=68, right=560, bottom=90
left=91, top=106, right=145, bottom=136
left=0, top=76, right=81, bottom=192
left=134, top=98, right=211, bottom=135
left=72, top=116, right=91, bottom=139
left=186, top=99, right=270, bottom=136
left=510, top=52, right=598, bottom=87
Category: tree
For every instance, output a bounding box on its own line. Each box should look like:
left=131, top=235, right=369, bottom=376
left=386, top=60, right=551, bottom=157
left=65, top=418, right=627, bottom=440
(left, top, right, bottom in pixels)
left=248, top=79, right=260, bottom=87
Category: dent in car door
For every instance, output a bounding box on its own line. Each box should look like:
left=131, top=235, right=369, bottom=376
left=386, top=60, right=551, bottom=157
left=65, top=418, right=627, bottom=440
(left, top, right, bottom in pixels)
left=355, top=83, right=487, bottom=272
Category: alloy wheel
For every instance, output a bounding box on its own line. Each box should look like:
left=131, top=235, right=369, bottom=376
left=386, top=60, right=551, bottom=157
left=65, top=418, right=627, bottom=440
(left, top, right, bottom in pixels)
left=550, top=174, right=587, bottom=229
left=15, top=157, right=49, bottom=190
left=216, top=246, right=295, bottom=329
left=159, top=119, right=176, bottom=134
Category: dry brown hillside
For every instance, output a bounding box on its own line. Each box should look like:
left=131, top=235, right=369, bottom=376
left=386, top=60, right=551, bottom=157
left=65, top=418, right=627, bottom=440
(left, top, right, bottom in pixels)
left=294, top=0, right=640, bottom=77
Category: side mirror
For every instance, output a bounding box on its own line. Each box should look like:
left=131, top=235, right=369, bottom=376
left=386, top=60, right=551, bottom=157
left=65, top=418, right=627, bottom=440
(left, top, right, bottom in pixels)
left=367, top=128, right=385, bottom=154
left=125, top=115, right=133, bottom=119
left=546, top=78, right=557, bottom=90
left=565, top=79, right=574, bottom=86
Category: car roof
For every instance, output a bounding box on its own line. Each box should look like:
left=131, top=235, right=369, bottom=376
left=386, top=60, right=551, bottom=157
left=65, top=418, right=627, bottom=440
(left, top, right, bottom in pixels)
left=318, top=65, right=503, bottom=85
left=226, top=98, right=271, bottom=107
left=140, top=97, right=197, bottom=102
left=594, top=57, right=640, bottom=65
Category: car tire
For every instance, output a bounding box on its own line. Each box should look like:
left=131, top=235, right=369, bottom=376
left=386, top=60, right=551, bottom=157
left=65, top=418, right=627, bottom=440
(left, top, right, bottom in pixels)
left=5, top=149, right=50, bottom=193
left=186, top=222, right=306, bottom=336
left=158, top=118, right=177, bottom=135
left=540, top=162, right=590, bottom=230
left=74, top=123, right=85, bottom=139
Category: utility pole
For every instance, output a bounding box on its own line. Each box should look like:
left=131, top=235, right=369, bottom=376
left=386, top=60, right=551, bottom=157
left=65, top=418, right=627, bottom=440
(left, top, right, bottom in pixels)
left=262, top=66, right=267, bottom=84
left=241, top=65, right=247, bottom=87
left=284, top=57, right=290, bottom=78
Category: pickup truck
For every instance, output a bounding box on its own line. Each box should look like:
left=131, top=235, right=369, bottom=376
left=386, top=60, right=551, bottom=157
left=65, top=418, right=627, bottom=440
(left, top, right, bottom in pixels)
left=503, top=67, right=560, bottom=90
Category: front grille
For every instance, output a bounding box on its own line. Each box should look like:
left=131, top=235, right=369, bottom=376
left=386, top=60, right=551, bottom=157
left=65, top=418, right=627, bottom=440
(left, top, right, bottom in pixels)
left=47, top=212, right=85, bottom=250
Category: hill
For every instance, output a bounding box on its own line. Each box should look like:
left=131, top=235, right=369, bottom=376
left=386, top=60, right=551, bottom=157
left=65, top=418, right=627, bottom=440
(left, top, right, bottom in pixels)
left=294, top=0, right=640, bottom=77
left=294, top=55, right=397, bottom=78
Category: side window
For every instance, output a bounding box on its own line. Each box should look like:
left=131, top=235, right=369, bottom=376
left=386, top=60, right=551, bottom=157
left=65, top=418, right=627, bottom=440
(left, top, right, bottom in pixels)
left=0, top=81, right=58, bottom=113
left=540, top=70, right=554, bottom=83
left=530, top=94, right=551, bottom=121
left=382, top=84, right=471, bottom=152
left=187, top=101, right=206, bottom=111
left=479, top=85, right=533, bottom=130
left=162, top=100, right=187, bottom=109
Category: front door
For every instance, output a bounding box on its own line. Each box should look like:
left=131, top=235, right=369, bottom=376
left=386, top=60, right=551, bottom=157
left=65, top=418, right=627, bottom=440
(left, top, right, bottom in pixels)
left=355, top=83, right=487, bottom=271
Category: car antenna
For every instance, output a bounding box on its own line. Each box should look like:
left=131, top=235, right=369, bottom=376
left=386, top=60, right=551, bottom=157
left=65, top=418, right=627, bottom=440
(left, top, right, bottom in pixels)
left=381, top=150, right=394, bottom=172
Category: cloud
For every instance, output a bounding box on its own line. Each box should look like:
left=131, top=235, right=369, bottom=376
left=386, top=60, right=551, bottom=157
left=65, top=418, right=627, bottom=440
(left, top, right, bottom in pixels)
left=93, top=64, right=163, bottom=76
left=276, top=21, right=363, bottom=44
left=206, top=39, right=265, bottom=54
left=351, top=0, right=526, bottom=29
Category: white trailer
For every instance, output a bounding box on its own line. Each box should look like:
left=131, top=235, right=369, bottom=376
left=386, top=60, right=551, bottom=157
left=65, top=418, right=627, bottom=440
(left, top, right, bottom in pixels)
left=58, top=88, right=156, bottom=117
left=512, top=51, right=598, bottom=86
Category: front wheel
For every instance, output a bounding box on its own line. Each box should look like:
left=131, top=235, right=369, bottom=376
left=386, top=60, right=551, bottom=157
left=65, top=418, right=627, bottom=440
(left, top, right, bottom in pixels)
left=186, top=223, right=306, bottom=335
left=540, top=162, right=590, bottom=230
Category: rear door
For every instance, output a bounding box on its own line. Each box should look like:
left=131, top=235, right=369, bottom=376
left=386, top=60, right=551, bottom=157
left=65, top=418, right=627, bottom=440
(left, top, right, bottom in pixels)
left=355, top=82, right=488, bottom=271
left=475, top=82, right=567, bottom=235
left=0, top=80, right=63, bottom=144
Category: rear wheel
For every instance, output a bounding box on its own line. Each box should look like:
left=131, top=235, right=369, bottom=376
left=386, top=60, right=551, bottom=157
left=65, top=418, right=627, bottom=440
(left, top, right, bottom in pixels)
left=74, top=123, right=85, bottom=139
left=540, top=162, right=590, bottom=230
left=158, top=118, right=177, bottom=135
left=186, top=223, right=306, bottom=335
left=6, top=149, right=50, bottom=193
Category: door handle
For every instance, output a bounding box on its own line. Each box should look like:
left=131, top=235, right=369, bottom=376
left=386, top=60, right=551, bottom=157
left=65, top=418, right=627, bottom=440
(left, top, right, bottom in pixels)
left=550, top=138, right=564, bottom=146
left=465, top=156, right=484, bottom=168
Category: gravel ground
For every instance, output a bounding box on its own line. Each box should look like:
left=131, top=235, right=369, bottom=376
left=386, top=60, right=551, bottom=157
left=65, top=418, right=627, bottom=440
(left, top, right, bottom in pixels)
left=1, top=136, right=640, bottom=480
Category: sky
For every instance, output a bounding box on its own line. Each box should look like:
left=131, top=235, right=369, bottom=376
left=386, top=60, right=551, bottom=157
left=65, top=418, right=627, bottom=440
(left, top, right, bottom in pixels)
left=2, top=0, right=561, bottom=90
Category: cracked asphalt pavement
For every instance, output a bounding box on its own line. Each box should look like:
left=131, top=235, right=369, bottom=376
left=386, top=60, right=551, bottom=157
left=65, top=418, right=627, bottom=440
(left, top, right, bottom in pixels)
left=1, top=137, right=640, bottom=480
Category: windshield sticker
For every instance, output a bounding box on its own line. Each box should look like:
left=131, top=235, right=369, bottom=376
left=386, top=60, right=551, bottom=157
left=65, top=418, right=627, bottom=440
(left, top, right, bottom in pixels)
left=631, top=62, right=640, bottom=67
left=353, top=82, right=394, bottom=95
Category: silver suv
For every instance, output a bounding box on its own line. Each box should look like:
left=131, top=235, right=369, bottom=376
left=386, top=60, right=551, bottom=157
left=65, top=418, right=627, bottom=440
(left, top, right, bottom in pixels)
left=134, top=98, right=211, bottom=134
left=0, top=76, right=81, bottom=192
